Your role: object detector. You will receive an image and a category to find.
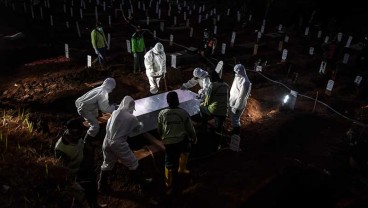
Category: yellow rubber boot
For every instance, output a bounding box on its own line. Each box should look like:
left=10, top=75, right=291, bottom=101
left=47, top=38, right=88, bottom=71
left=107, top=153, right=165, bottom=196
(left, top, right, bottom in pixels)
left=178, top=153, right=190, bottom=174
left=165, top=167, right=173, bottom=188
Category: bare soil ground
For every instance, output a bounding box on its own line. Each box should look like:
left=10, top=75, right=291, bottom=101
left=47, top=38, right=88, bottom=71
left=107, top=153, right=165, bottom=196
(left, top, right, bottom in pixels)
left=1, top=1, right=368, bottom=208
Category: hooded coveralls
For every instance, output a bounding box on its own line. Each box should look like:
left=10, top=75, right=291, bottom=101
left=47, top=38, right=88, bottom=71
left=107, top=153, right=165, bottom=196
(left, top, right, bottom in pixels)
left=100, top=96, right=143, bottom=171
left=229, top=64, right=252, bottom=128
left=144, top=42, right=166, bottom=94
left=75, top=78, right=116, bottom=137
left=182, top=68, right=211, bottom=99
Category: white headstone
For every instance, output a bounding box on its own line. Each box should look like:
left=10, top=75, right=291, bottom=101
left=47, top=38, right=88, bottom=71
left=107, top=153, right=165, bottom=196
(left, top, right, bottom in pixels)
left=170, top=34, right=174, bottom=46
left=257, top=31, right=262, bottom=40
left=278, top=24, right=282, bottom=31
left=231, top=32, right=236, bottom=47
left=126, top=40, right=131, bottom=53
left=281, top=49, right=288, bottom=61
left=345, top=36, right=353, bottom=47
left=261, top=25, right=265, bottom=33
left=50, top=15, right=53, bottom=26
left=171, top=54, right=177, bottom=68
left=66, top=21, right=70, bottom=29
left=253, top=44, right=258, bottom=55
left=31, top=6, right=34, bottom=19
left=262, top=19, right=266, bottom=26
left=153, top=30, right=156, bottom=39
left=40, top=7, right=43, bottom=19
left=158, top=9, right=161, bottom=19
left=319, top=61, right=327, bottom=74
left=326, top=80, right=334, bottom=92
left=324, top=36, right=329, bottom=43
left=337, top=32, right=342, bottom=42
left=284, top=35, right=289, bottom=43
left=146, top=16, right=150, bottom=25
left=107, top=34, right=110, bottom=49
left=317, top=30, right=322, bottom=38
left=227, top=8, right=230, bottom=16
left=65, top=44, right=69, bottom=58
left=63, top=4, right=66, bottom=13
left=215, top=61, right=224, bottom=78
left=217, top=14, right=220, bottom=21
left=304, top=27, right=309, bottom=36
left=343, top=53, right=350, bottom=64
left=221, top=43, right=226, bottom=55
left=354, top=76, right=362, bottom=85
left=230, top=135, right=241, bottom=152
left=309, top=47, right=314, bottom=55
left=76, top=22, right=81, bottom=37
left=103, top=1, right=106, bottom=11
left=248, top=14, right=252, bottom=21
left=87, top=55, right=92, bottom=67
left=95, top=6, right=98, bottom=22
left=237, top=12, right=241, bottom=22
left=80, top=8, right=83, bottom=19
left=214, top=25, right=217, bottom=34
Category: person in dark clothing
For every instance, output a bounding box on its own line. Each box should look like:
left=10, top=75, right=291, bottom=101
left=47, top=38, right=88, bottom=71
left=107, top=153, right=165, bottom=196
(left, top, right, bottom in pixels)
left=158, top=91, right=197, bottom=194
left=55, top=118, right=106, bottom=208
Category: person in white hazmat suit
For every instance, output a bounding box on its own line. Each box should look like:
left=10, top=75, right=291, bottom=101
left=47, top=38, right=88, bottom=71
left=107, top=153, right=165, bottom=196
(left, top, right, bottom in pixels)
left=75, top=77, right=117, bottom=142
left=180, top=67, right=211, bottom=100
left=229, top=64, right=252, bottom=135
left=98, top=96, right=152, bottom=193
left=144, top=42, right=166, bottom=94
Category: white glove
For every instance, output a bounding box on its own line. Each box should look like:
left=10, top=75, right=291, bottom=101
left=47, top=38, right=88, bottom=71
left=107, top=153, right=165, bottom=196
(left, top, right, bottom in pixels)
left=231, top=108, right=237, bottom=114
left=94, top=49, right=98, bottom=55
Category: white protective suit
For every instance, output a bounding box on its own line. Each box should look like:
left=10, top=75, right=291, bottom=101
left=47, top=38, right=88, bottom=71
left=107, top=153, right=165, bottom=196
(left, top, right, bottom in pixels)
left=182, top=68, right=211, bottom=99
left=75, top=78, right=116, bottom=137
left=101, top=96, right=143, bottom=171
left=229, top=64, right=252, bottom=113
left=144, top=42, right=166, bottom=94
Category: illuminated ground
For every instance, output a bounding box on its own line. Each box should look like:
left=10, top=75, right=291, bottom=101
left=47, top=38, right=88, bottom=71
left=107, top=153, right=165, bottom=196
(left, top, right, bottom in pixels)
left=1, top=1, right=368, bottom=208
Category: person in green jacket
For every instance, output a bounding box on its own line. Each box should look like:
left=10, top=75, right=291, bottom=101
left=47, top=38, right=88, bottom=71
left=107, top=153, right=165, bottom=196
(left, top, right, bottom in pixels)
left=158, top=91, right=197, bottom=194
left=55, top=118, right=107, bottom=208
left=91, top=22, right=108, bottom=67
left=131, top=26, right=146, bottom=73
left=200, top=70, right=229, bottom=134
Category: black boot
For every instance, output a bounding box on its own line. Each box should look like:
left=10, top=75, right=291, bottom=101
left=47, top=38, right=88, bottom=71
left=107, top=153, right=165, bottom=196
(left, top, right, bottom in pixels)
left=129, top=168, right=153, bottom=186
left=98, top=170, right=112, bottom=194
left=232, top=127, right=240, bottom=135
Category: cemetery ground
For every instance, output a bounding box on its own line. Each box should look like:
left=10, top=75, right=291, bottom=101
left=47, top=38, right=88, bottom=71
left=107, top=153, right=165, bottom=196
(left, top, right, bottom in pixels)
left=1, top=1, right=368, bottom=208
